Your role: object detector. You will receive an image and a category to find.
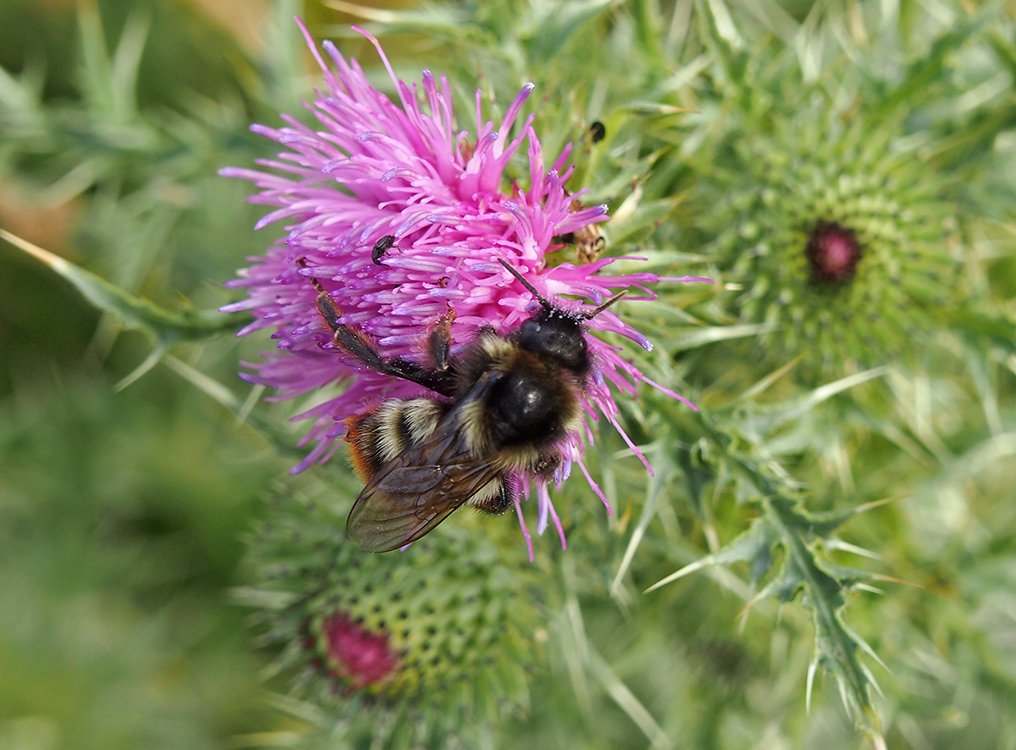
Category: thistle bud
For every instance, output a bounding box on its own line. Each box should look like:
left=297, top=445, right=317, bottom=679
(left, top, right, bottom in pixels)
left=242, top=493, right=535, bottom=741
left=697, top=128, right=956, bottom=377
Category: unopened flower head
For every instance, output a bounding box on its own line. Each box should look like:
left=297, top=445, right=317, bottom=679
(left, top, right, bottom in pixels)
left=698, top=110, right=957, bottom=378
left=223, top=23, right=706, bottom=554
left=806, top=221, right=862, bottom=285
left=299, top=533, right=529, bottom=702
left=247, top=495, right=535, bottom=726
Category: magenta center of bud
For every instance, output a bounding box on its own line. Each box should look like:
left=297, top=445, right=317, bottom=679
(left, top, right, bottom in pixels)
left=323, top=613, right=400, bottom=688
left=806, top=221, right=862, bottom=284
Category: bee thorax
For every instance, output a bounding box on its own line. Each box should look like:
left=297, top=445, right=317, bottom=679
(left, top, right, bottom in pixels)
left=490, top=373, right=557, bottom=441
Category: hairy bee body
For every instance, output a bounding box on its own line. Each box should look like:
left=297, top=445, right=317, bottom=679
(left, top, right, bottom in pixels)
left=301, top=258, right=622, bottom=552
left=344, top=327, right=586, bottom=545
left=347, top=397, right=513, bottom=517
left=345, top=398, right=449, bottom=480
left=572, top=223, right=606, bottom=264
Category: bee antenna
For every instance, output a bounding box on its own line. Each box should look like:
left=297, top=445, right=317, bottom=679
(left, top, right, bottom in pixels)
left=498, top=258, right=552, bottom=309
left=578, top=290, right=627, bottom=320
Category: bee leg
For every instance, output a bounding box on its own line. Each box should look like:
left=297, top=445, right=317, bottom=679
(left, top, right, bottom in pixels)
left=298, top=260, right=344, bottom=332
left=333, top=321, right=457, bottom=397
left=533, top=453, right=563, bottom=480
left=584, top=235, right=607, bottom=264
left=471, top=476, right=515, bottom=515
left=299, top=260, right=457, bottom=397
left=427, top=304, right=456, bottom=372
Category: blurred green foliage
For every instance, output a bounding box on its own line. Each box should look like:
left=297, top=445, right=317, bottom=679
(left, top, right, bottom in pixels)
left=0, top=0, right=285, bottom=747
left=1, top=1, right=1015, bottom=749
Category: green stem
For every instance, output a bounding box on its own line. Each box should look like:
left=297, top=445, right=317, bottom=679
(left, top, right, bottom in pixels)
left=0, top=228, right=241, bottom=345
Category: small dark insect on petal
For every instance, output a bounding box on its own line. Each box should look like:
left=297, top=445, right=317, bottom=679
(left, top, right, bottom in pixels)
left=372, top=235, right=397, bottom=265
left=588, top=120, right=606, bottom=143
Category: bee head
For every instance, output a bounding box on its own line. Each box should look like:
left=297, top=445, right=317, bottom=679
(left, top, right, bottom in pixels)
left=516, top=309, right=589, bottom=372
left=498, top=258, right=626, bottom=374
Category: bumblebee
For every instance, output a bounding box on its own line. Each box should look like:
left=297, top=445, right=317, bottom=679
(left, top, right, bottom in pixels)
left=301, top=258, right=623, bottom=552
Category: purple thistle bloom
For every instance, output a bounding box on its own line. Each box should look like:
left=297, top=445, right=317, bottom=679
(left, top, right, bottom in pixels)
left=223, top=22, right=709, bottom=558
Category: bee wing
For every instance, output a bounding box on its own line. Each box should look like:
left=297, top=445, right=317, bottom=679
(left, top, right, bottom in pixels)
left=346, top=372, right=503, bottom=553
left=345, top=426, right=500, bottom=552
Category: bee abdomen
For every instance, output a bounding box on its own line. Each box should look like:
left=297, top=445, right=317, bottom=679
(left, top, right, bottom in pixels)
left=346, top=398, right=446, bottom=481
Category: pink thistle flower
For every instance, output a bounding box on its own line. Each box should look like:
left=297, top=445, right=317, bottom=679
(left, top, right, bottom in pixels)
left=223, top=22, right=709, bottom=557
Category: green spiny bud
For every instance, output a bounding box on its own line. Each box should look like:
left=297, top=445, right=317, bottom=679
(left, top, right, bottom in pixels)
left=698, top=123, right=958, bottom=378
left=240, top=492, right=535, bottom=743
left=300, top=535, right=523, bottom=700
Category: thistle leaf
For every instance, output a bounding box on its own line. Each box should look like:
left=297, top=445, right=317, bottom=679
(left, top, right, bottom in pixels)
left=649, top=413, right=888, bottom=738
left=740, top=366, right=889, bottom=436
left=763, top=495, right=884, bottom=739
left=869, top=8, right=993, bottom=120
left=646, top=517, right=775, bottom=593
left=0, top=229, right=240, bottom=344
